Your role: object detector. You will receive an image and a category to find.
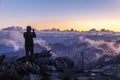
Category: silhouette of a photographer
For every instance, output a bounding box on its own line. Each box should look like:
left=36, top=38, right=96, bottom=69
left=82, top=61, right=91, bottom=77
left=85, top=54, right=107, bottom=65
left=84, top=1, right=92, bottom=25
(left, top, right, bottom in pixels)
left=23, top=26, right=36, bottom=63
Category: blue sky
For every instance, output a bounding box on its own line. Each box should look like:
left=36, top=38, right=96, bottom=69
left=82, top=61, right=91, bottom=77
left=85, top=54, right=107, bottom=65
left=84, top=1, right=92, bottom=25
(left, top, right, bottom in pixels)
left=0, top=0, right=118, bottom=16
left=0, top=0, right=120, bottom=31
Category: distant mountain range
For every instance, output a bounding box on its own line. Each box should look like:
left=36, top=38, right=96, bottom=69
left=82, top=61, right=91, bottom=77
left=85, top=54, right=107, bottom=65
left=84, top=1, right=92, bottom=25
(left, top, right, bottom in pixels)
left=1, top=26, right=113, bottom=32
left=2, top=26, right=23, bottom=31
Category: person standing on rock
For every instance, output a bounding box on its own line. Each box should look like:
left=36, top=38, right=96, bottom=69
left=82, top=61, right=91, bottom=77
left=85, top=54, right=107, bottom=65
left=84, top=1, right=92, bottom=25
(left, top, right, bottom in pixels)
left=23, top=26, right=36, bottom=63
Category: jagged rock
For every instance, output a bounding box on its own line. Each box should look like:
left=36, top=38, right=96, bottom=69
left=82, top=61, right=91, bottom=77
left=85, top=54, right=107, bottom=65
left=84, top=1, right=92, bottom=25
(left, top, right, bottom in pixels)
left=35, top=50, right=52, bottom=58
left=49, top=76, right=62, bottom=80
left=21, top=74, right=42, bottom=80
left=0, top=55, right=6, bottom=64
left=16, top=50, right=52, bottom=62
left=53, top=57, right=75, bottom=80
left=55, top=57, right=74, bottom=72
left=16, top=57, right=26, bottom=62
left=63, top=69, right=75, bottom=80
left=100, top=64, right=120, bottom=80
left=35, top=57, right=54, bottom=66
left=1, top=50, right=120, bottom=80
left=30, top=74, right=42, bottom=80
left=77, top=77, right=89, bottom=80
left=30, top=64, right=41, bottom=74
left=3, top=56, right=17, bottom=63
left=40, top=63, right=53, bottom=73
left=21, top=75, right=30, bottom=80
left=0, top=63, right=20, bottom=80
left=49, top=72, right=62, bottom=78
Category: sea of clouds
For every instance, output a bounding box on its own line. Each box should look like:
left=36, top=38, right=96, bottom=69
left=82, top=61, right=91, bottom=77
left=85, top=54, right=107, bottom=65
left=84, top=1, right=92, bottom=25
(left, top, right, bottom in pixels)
left=0, top=29, right=120, bottom=64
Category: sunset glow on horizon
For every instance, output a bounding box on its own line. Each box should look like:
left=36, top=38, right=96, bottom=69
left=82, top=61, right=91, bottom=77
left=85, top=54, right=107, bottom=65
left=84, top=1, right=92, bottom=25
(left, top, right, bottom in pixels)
left=0, top=0, right=120, bottom=32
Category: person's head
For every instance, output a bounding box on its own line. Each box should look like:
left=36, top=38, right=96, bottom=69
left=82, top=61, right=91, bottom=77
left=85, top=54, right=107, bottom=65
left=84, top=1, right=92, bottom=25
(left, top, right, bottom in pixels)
left=26, top=26, right=31, bottom=32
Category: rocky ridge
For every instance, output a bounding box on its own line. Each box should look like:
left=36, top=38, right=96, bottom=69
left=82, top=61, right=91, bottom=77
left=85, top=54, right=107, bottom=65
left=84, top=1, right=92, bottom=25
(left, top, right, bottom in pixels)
left=0, top=50, right=120, bottom=80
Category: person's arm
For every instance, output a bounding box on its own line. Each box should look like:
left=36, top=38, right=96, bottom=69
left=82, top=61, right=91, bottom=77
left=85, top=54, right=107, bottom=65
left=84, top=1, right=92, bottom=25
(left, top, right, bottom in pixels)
left=23, top=32, right=26, bottom=38
left=32, top=29, right=36, bottom=38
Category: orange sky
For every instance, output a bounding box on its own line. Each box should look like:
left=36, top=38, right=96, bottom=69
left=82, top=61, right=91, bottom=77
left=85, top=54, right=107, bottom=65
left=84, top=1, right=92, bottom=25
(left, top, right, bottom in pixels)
left=20, top=16, right=120, bottom=32
left=0, top=15, right=120, bottom=32
left=0, top=0, right=120, bottom=32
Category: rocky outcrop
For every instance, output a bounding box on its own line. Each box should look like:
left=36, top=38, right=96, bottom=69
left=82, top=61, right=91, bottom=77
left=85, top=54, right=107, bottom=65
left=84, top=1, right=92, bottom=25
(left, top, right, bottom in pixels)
left=0, top=50, right=120, bottom=80
left=0, top=50, right=75, bottom=80
left=0, top=55, right=5, bottom=64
